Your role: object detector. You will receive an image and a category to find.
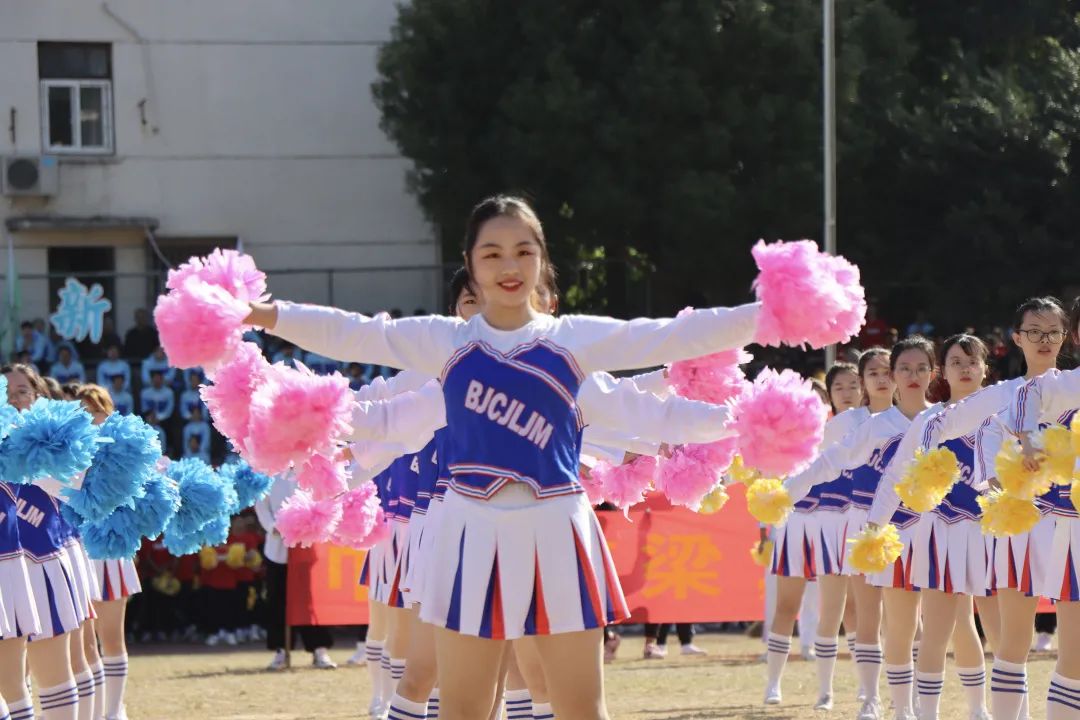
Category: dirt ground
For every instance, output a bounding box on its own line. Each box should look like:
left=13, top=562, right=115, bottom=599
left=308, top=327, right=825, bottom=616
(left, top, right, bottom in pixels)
left=124, top=632, right=1058, bottom=719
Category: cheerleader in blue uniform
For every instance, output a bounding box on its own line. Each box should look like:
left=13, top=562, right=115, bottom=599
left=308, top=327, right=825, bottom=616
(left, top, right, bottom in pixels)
left=0, top=476, right=40, bottom=720
left=3, top=363, right=93, bottom=720
left=868, top=335, right=992, bottom=720
left=781, top=340, right=934, bottom=720
left=246, top=195, right=770, bottom=720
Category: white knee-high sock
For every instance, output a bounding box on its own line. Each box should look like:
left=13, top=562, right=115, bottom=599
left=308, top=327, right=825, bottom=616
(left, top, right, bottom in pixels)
left=426, top=689, right=440, bottom=719
left=531, top=703, right=554, bottom=720
left=886, top=663, right=914, bottom=716
left=1020, top=692, right=1031, bottom=720
left=365, top=641, right=385, bottom=704
left=386, top=694, right=427, bottom=720
left=847, top=634, right=857, bottom=657
left=379, top=652, right=395, bottom=707
left=74, top=671, right=95, bottom=720
left=1048, top=672, right=1080, bottom=720
left=814, top=636, right=838, bottom=698
left=101, top=654, right=128, bottom=720
left=90, top=661, right=104, bottom=720
left=854, top=643, right=883, bottom=701
left=0, top=697, right=8, bottom=720
left=39, top=679, right=79, bottom=720
left=7, top=694, right=33, bottom=720
left=958, top=664, right=988, bottom=715
left=916, top=671, right=945, bottom=720
left=991, top=658, right=1028, bottom=720
left=766, top=633, right=791, bottom=693
left=504, top=689, right=531, bottom=720
left=912, top=639, right=920, bottom=664
left=389, top=658, right=407, bottom=699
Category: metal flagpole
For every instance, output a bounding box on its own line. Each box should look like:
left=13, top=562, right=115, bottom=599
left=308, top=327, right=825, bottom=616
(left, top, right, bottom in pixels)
left=823, top=0, right=838, bottom=368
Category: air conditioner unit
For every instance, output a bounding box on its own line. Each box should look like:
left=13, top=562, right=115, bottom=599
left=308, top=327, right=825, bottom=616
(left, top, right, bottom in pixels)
left=2, top=156, right=59, bottom=197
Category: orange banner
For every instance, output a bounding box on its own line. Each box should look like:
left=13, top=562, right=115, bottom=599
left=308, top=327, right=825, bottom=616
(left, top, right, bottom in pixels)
left=286, top=485, right=767, bottom=626
left=597, top=484, right=765, bottom=623
left=286, top=544, right=370, bottom=626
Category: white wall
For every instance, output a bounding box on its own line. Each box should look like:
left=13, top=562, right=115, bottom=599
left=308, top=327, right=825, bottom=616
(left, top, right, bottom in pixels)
left=0, top=0, right=436, bottom=330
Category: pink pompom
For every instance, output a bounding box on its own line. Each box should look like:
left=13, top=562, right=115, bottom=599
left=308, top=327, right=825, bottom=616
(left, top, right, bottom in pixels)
left=360, top=508, right=391, bottom=549
left=332, top=482, right=383, bottom=548
left=167, top=249, right=267, bottom=303
left=751, top=240, right=867, bottom=349
left=201, top=342, right=270, bottom=450
left=592, top=455, right=657, bottom=510
left=154, top=277, right=249, bottom=370
left=655, top=439, right=737, bottom=510
left=667, top=313, right=752, bottom=404
left=275, top=489, right=342, bottom=548
left=245, top=364, right=353, bottom=475
left=732, top=368, right=828, bottom=477
left=579, top=466, right=607, bottom=505
left=296, top=453, right=349, bottom=501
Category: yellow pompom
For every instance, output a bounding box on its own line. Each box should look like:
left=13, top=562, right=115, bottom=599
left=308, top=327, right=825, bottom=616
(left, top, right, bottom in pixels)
left=1073, top=480, right=1080, bottom=516
left=750, top=540, right=774, bottom=567
left=746, top=478, right=792, bottom=525
left=1033, top=425, right=1076, bottom=485
left=846, top=523, right=904, bottom=574
left=225, top=543, right=246, bottom=569
left=895, top=447, right=960, bottom=513
left=697, top=484, right=730, bottom=515
left=978, top=490, right=1041, bottom=537
left=151, top=571, right=181, bottom=597
left=199, top=546, right=219, bottom=571
left=1072, top=415, right=1080, bottom=455
left=995, top=437, right=1053, bottom=500
left=245, top=549, right=263, bottom=571
left=727, top=454, right=761, bottom=486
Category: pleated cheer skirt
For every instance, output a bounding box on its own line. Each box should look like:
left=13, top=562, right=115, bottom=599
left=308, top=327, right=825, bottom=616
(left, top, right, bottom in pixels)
left=770, top=512, right=817, bottom=579
left=385, top=522, right=410, bottom=609
left=989, top=515, right=1055, bottom=597
left=866, top=522, right=917, bottom=590
left=1037, top=515, right=1080, bottom=601
left=68, top=540, right=101, bottom=606
left=25, top=545, right=93, bottom=640
left=840, top=507, right=870, bottom=578
left=0, top=554, right=41, bottom=639
left=419, top=484, right=629, bottom=640
left=93, top=558, right=142, bottom=601
left=405, top=496, right=447, bottom=609
left=400, top=512, right=428, bottom=608
left=812, top=511, right=849, bottom=577
left=908, top=515, right=987, bottom=596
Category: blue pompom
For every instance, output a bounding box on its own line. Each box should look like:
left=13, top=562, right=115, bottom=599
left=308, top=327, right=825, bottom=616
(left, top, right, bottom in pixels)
left=165, top=457, right=228, bottom=537
left=80, top=509, right=144, bottom=559
left=60, top=501, right=84, bottom=528
left=0, top=399, right=100, bottom=485
left=64, top=414, right=162, bottom=522
left=219, top=460, right=273, bottom=511
left=163, top=512, right=230, bottom=556
left=135, top=472, right=181, bottom=540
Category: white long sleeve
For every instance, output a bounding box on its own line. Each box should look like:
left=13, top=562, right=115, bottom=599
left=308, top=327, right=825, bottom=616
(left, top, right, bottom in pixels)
left=353, top=370, right=432, bottom=402
left=581, top=427, right=662, bottom=457
left=628, top=369, right=671, bottom=399
left=974, top=416, right=1006, bottom=487
left=253, top=495, right=276, bottom=534
left=346, top=380, right=444, bottom=448
left=272, top=300, right=762, bottom=377
left=577, top=372, right=735, bottom=447
left=866, top=405, right=943, bottom=526
left=348, top=440, right=412, bottom=478
left=783, top=407, right=909, bottom=504
left=1011, top=369, right=1080, bottom=434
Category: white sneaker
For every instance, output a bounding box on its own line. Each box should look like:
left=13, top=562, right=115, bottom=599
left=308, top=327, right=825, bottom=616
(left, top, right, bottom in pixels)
left=968, top=710, right=992, bottom=720
left=680, top=643, right=707, bottom=656
left=857, top=698, right=883, bottom=720
left=764, top=686, right=782, bottom=705
left=313, top=648, right=337, bottom=669
left=346, top=642, right=366, bottom=665
left=367, top=696, right=384, bottom=718
left=893, top=711, right=916, bottom=720
left=814, top=693, right=833, bottom=711
left=267, top=649, right=287, bottom=671
left=223, top=631, right=238, bottom=646
left=802, top=645, right=817, bottom=660
left=1033, top=631, right=1053, bottom=652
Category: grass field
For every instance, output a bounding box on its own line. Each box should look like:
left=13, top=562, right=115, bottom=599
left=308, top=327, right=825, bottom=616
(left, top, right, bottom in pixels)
left=124, top=632, right=1058, bottom=719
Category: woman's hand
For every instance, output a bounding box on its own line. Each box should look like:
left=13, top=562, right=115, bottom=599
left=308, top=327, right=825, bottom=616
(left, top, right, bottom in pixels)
left=245, top=302, right=278, bottom=329
left=1019, top=432, right=1043, bottom=472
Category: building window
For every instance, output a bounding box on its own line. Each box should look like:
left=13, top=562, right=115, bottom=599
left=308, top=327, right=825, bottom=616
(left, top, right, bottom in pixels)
left=38, top=43, right=113, bottom=155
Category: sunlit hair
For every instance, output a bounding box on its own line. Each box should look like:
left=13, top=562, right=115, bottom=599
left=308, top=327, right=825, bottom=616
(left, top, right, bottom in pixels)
left=75, top=383, right=115, bottom=416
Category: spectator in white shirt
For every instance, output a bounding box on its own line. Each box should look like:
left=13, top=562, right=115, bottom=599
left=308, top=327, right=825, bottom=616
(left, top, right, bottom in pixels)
left=108, top=374, right=134, bottom=415
left=141, top=346, right=176, bottom=387
left=97, top=344, right=132, bottom=391
left=140, top=370, right=175, bottom=423
left=14, top=321, right=49, bottom=365
left=49, top=345, right=86, bottom=384
left=179, top=372, right=205, bottom=421
left=182, top=405, right=212, bottom=463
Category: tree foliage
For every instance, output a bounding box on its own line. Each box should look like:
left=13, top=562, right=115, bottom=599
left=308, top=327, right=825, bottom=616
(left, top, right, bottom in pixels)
left=374, top=0, right=1080, bottom=326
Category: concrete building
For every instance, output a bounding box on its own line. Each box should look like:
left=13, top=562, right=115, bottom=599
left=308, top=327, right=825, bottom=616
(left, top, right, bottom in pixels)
left=0, top=0, right=437, bottom=344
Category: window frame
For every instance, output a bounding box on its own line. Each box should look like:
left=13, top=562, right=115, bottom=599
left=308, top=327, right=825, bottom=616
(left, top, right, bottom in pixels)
left=39, top=78, right=114, bottom=155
